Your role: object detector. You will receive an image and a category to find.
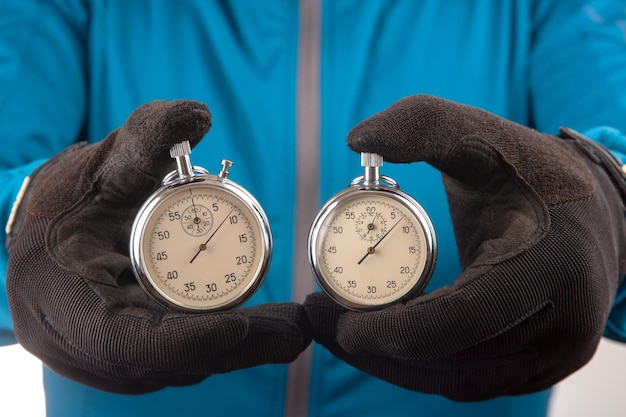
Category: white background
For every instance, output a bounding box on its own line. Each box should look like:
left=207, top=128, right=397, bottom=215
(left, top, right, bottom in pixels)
left=0, top=338, right=624, bottom=416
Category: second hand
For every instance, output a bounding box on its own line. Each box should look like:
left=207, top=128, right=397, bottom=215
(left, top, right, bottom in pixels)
left=357, top=217, right=402, bottom=265
left=189, top=207, right=235, bottom=263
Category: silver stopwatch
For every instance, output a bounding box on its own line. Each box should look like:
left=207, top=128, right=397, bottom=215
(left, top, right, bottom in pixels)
left=308, top=153, right=437, bottom=310
left=130, top=141, right=272, bottom=312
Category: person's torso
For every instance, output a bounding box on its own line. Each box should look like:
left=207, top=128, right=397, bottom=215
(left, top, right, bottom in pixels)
left=45, top=1, right=556, bottom=416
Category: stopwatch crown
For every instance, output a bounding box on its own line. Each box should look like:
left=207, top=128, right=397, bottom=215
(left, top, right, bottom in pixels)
left=170, top=141, right=194, bottom=179
left=361, top=152, right=383, bottom=168
left=170, top=140, right=192, bottom=158
left=361, top=153, right=382, bottom=185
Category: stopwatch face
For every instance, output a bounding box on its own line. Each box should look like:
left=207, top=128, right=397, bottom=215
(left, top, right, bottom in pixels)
left=131, top=178, right=272, bottom=312
left=309, top=188, right=436, bottom=310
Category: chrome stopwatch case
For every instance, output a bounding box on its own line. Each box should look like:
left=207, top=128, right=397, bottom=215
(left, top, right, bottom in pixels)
left=130, top=141, right=272, bottom=312
left=308, top=153, right=437, bottom=310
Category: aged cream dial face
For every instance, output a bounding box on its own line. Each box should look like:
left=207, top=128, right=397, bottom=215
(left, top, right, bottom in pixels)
left=310, top=189, right=435, bottom=310
left=132, top=181, right=270, bottom=311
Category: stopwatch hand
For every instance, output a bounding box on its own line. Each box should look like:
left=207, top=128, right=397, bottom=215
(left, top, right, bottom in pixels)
left=357, top=218, right=401, bottom=265
left=189, top=208, right=234, bottom=263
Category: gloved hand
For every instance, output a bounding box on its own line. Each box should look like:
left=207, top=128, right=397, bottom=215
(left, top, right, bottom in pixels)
left=6, top=100, right=311, bottom=394
left=304, top=95, right=626, bottom=401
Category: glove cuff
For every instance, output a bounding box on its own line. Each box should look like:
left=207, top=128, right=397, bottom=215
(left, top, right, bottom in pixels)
left=559, top=127, right=626, bottom=204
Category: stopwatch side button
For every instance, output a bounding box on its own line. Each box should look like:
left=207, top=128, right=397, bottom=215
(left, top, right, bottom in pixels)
left=219, top=160, right=234, bottom=179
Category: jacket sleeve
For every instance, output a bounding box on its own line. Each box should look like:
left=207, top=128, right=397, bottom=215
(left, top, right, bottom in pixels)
left=530, top=0, right=626, bottom=134
left=0, top=0, right=88, bottom=344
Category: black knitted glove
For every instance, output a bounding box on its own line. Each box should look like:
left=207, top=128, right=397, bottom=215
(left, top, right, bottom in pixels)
left=304, top=95, right=626, bottom=401
left=6, top=100, right=310, bottom=394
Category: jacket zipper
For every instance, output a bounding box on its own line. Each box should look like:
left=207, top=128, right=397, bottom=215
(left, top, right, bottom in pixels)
left=284, top=0, right=321, bottom=416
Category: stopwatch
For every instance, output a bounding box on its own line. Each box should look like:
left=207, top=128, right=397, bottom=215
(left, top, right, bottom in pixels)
left=308, top=153, right=437, bottom=310
left=130, top=141, right=272, bottom=312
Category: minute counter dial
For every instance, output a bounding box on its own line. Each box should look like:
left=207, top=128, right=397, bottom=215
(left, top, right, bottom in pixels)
left=355, top=208, right=388, bottom=242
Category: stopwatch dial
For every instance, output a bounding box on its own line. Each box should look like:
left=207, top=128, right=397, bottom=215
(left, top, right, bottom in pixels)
left=315, top=191, right=433, bottom=309
left=138, top=183, right=268, bottom=311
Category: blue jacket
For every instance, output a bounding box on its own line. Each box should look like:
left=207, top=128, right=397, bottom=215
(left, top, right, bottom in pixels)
left=1, top=1, right=626, bottom=416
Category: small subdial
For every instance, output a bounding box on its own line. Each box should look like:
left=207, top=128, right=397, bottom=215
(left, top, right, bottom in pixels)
left=355, top=211, right=387, bottom=242
left=181, top=204, right=213, bottom=236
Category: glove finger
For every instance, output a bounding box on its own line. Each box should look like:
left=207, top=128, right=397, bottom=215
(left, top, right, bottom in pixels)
left=111, top=99, right=212, bottom=179
left=27, top=100, right=212, bottom=219
left=92, top=100, right=212, bottom=205
left=76, top=303, right=309, bottom=391
left=347, top=95, right=592, bottom=205
left=305, top=278, right=547, bottom=362
left=306, top=277, right=601, bottom=402
left=207, top=303, right=312, bottom=374
left=332, top=279, right=552, bottom=360
left=347, top=94, right=544, bottom=165
left=303, top=291, right=347, bottom=345
left=306, top=284, right=595, bottom=402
